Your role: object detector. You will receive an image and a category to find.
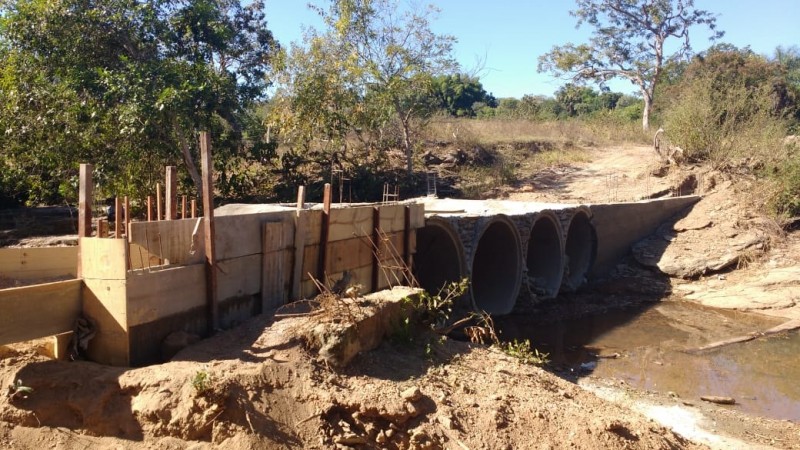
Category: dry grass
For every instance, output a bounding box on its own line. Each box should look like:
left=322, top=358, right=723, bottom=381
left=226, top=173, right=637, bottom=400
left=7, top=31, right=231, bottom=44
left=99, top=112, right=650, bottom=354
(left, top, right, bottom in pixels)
left=425, top=117, right=649, bottom=148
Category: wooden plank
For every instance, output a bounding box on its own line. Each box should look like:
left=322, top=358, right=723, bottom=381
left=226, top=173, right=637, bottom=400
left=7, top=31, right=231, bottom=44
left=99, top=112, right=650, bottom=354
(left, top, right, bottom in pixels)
left=82, top=278, right=129, bottom=366
left=263, top=221, right=288, bottom=311
left=217, top=254, right=262, bottom=301
left=291, top=211, right=307, bottom=301
left=78, top=163, right=93, bottom=238
left=328, top=206, right=373, bottom=242
left=165, top=166, right=177, bottom=220
left=201, top=131, right=219, bottom=332
left=327, top=237, right=373, bottom=276
left=372, top=207, right=380, bottom=291
left=0, top=247, right=78, bottom=279
left=80, top=237, right=128, bottom=280
left=303, top=210, right=323, bottom=245
left=214, top=211, right=294, bottom=260
left=126, top=264, right=206, bottom=327
left=302, top=245, right=319, bottom=281
left=0, top=279, right=82, bottom=345
left=156, top=183, right=163, bottom=221
left=114, top=197, right=121, bottom=237
left=318, top=183, right=332, bottom=281
left=128, top=218, right=205, bottom=266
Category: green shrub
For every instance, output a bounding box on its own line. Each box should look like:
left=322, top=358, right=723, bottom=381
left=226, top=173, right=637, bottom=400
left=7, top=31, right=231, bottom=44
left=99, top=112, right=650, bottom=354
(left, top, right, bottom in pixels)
left=663, top=76, right=787, bottom=168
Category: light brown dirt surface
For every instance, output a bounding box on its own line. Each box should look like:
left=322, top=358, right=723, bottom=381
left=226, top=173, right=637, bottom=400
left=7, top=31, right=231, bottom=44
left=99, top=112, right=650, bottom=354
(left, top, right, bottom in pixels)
left=1, top=312, right=702, bottom=450
left=2, top=142, right=800, bottom=449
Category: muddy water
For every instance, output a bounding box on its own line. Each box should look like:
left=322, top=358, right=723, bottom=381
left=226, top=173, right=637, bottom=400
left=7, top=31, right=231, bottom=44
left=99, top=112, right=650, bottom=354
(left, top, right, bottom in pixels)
left=495, top=300, right=800, bottom=421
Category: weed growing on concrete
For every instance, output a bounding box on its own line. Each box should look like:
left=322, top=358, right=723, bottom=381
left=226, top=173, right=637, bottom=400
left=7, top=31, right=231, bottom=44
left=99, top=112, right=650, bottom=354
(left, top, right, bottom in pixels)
left=501, top=339, right=550, bottom=367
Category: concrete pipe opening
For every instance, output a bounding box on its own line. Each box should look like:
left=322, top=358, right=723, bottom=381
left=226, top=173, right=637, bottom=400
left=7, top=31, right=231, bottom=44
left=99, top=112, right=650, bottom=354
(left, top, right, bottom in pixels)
left=470, top=215, right=522, bottom=315
left=526, top=213, right=564, bottom=299
left=563, top=210, right=597, bottom=291
left=413, top=217, right=466, bottom=296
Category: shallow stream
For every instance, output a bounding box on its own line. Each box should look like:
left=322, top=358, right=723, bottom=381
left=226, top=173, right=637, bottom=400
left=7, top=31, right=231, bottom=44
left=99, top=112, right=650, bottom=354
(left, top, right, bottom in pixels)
left=495, top=300, right=800, bottom=421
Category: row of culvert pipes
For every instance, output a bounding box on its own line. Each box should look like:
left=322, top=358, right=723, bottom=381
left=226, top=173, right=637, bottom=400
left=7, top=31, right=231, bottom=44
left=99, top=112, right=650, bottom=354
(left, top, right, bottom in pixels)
left=412, top=199, right=597, bottom=315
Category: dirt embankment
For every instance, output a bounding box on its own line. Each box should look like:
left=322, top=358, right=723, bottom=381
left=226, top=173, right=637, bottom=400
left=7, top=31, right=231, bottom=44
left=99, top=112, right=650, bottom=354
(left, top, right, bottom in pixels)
left=2, top=142, right=800, bottom=449
left=0, top=311, right=700, bottom=450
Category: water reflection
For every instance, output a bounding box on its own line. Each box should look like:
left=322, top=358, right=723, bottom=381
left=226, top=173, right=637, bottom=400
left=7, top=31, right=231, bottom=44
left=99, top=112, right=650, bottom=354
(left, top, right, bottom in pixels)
left=494, top=300, right=800, bottom=421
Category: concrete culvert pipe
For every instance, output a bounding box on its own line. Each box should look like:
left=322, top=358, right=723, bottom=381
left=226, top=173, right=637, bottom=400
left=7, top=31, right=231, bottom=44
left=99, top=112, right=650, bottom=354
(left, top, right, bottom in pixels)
left=470, top=215, right=522, bottom=315
left=526, top=212, right=564, bottom=299
left=562, top=209, right=597, bottom=292
left=413, top=217, right=466, bottom=296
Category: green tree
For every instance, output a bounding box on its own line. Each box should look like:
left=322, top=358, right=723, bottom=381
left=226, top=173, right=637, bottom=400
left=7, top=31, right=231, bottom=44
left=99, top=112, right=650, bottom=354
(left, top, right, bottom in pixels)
left=431, top=73, right=497, bottom=117
left=538, top=0, right=722, bottom=131
left=0, top=0, right=278, bottom=205
left=313, top=0, right=457, bottom=174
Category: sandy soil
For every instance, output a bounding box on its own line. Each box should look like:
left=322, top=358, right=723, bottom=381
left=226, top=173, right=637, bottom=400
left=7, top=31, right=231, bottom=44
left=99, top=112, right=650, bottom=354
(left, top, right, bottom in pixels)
left=2, top=143, right=799, bottom=449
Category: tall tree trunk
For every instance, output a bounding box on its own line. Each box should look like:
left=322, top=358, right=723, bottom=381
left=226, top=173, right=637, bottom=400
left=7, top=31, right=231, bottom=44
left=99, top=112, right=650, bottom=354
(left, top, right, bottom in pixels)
left=401, top=118, right=413, bottom=174
left=172, top=117, right=204, bottom=199
left=641, top=90, right=653, bottom=131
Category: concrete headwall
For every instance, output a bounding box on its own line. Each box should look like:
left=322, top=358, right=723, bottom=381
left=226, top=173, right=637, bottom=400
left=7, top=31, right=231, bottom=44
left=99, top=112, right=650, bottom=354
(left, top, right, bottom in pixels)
left=589, top=196, right=700, bottom=277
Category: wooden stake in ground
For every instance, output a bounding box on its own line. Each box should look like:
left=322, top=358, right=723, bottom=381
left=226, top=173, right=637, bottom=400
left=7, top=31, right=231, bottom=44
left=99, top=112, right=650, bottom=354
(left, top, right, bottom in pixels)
left=291, top=186, right=306, bottom=300
left=166, top=166, right=177, bottom=220
left=114, top=197, right=121, bottom=237
left=78, top=164, right=93, bottom=239
left=147, top=196, right=153, bottom=222
left=124, top=196, right=130, bottom=239
left=200, top=131, right=219, bottom=333
left=156, top=182, right=163, bottom=221
left=181, top=195, right=187, bottom=219
left=317, top=183, right=332, bottom=284
left=191, top=199, right=197, bottom=219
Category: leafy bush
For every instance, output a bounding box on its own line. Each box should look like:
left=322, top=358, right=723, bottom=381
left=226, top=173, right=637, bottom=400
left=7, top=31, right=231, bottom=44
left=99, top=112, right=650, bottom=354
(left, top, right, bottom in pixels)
left=663, top=76, right=787, bottom=168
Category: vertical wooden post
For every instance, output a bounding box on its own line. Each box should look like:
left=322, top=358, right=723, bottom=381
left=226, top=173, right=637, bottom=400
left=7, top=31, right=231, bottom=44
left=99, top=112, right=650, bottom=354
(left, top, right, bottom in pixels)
left=156, top=183, right=163, bottom=221
left=124, top=196, right=130, bottom=238
left=200, top=131, right=219, bottom=333
left=98, top=218, right=109, bottom=238
left=77, top=163, right=93, bottom=278
left=317, top=183, right=332, bottom=284
left=181, top=195, right=187, bottom=219
left=191, top=199, right=197, bottom=219
left=114, top=197, right=121, bottom=237
left=147, top=196, right=153, bottom=221
left=371, top=206, right=381, bottom=292
left=78, top=164, right=93, bottom=238
left=403, top=205, right=412, bottom=283
left=165, top=166, right=177, bottom=220
left=291, top=186, right=306, bottom=300
left=296, top=185, right=306, bottom=210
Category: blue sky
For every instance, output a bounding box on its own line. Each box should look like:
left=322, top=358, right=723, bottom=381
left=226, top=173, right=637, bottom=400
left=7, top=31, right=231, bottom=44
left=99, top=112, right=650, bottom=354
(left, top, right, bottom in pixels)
left=264, top=1, right=800, bottom=99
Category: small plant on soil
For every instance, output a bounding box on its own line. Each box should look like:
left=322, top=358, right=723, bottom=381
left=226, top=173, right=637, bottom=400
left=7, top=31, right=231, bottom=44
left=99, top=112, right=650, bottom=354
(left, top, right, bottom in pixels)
left=191, top=370, right=212, bottom=396
left=501, top=339, right=550, bottom=367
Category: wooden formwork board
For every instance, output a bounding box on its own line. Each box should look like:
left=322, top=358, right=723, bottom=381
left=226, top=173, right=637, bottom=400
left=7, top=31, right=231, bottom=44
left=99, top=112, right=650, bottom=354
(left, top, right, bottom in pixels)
left=0, top=279, right=81, bottom=345
left=128, top=218, right=204, bottom=266
left=126, top=264, right=206, bottom=328
left=82, top=278, right=129, bottom=366
left=263, top=221, right=292, bottom=311
left=214, top=211, right=294, bottom=260
left=0, top=247, right=78, bottom=280
left=217, top=254, right=262, bottom=301
left=80, top=237, right=128, bottom=280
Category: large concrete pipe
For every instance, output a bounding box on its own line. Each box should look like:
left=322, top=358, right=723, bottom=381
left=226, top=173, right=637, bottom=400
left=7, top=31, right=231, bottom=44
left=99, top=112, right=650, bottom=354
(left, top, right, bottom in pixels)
left=525, top=211, right=564, bottom=299
left=562, top=208, right=597, bottom=291
left=469, top=215, right=523, bottom=315
left=413, top=217, right=466, bottom=295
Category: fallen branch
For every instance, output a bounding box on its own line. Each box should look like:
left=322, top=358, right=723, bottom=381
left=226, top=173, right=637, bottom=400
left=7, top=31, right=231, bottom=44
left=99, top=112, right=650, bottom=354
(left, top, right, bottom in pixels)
left=700, top=395, right=736, bottom=405
left=686, top=319, right=800, bottom=353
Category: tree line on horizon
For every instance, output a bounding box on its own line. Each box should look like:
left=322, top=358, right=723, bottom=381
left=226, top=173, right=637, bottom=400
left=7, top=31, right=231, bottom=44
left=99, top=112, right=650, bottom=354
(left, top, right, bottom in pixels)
left=1, top=0, right=799, bottom=216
